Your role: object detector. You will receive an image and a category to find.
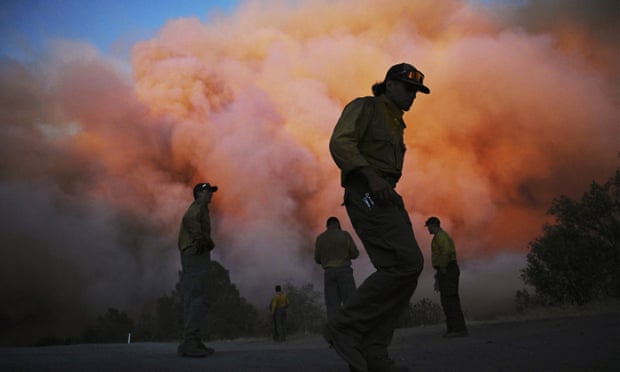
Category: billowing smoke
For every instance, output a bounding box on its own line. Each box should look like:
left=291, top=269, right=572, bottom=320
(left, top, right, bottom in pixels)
left=1, top=0, right=618, bottom=344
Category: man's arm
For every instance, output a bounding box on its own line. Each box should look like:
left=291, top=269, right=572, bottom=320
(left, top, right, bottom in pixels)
left=329, top=98, right=396, bottom=204
left=314, top=237, right=322, bottom=265
left=270, top=296, right=277, bottom=315
left=345, top=232, right=360, bottom=259
left=199, top=206, right=215, bottom=252
left=329, top=98, right=372, bottom=177
left=182, top=204, right=206, bottom=249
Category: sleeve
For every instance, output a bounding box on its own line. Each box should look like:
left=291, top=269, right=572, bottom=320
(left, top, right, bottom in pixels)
left=314, top=236, right=322, bottom=265
left=329, top=98, right=372, bottom=177
left=199, top=205, right=215, bottom=251
left=182, top=203, right=206, bottom=247
left=345, top=232, right=360, bottom=259
left=271, top=296, right=277, bottom=315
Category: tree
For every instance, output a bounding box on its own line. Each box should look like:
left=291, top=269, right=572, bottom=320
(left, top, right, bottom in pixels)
left=81, top=308, right=134, bottom=343
left=134, top=273, right=183, bottom=341
left=398, top=298, right=443, bottom=328
left=282, top=282, right=326, bottom=335
left=201, top=261, right=259, bottom=340
left=519, top=167, right=620, bottom=306
left=135, top=260, right=260, bottom=342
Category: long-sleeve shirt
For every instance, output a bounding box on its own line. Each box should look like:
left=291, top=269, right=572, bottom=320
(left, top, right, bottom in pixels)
left=271, top=292, right=289, bottom=315
left=314, top=228, right=360, bottom=269
left=431, top=229, right=457, bottom=270
left=178, top=200, right=214, bottom=251
left=329, top=94, right=407, bottom=186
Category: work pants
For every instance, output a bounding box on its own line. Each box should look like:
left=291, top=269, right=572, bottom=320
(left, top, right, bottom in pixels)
left=324, top=266, right=357, bottom=322
left=274, top=307, right=287, bottom=341
left=181, top=246, right=211, bottom=343
left=332, top=180, right=424, bottom=359
left=437, top=262, right=467, bottom=333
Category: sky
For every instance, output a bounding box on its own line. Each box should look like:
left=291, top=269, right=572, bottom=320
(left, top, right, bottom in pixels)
left=0, top=0, right=240, bottom=59
left=0, top=0, right=619, bottom=345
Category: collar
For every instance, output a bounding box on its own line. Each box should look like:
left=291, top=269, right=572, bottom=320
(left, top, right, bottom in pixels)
left=378, top=94, right=406, bottom=128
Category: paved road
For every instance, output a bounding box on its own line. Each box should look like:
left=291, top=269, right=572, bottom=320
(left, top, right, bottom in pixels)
left=1, top=313, right=619, bottom=372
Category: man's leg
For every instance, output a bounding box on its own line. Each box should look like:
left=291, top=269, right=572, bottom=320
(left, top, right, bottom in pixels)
left=272, top=314, right=279, bottom=340
left=360, top=274, right=417, bottom=355
left=179, top=247, right=212, bottom=356
left=326, top=189, right=422, bottom=370
left=338, top=267, right=357, bottom=306
left=275, top=308, right=286, bottom=341
left=440, top=264, right=467, bottom=335
left=325, top=269, right=341, bottom=322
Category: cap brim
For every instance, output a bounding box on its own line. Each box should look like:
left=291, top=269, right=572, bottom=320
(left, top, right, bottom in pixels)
left=399, top=79, right=430, bottom=94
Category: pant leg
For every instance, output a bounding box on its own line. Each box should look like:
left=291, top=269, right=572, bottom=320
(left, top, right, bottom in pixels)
left=341, top=269, right=419, bottom=358
left=181, top=247, right=211, bottom=343
left=275, top=308, right=286, bottom=340
left=324, top=269, right=341, bottom=322
left=272, top=314, right=279, bottom=340
left=333, top=186, right=423, bottom=358
left=337, top=267, right=357, bottom=306
left=438, top=263, right=467, bottom=332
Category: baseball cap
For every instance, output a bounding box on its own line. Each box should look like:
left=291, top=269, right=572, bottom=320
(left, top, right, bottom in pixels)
left=424, top=216, right=441, bottom=226
left=193, top=182, right=218, bottom=199
left=385, top=63, right=430, bottom=94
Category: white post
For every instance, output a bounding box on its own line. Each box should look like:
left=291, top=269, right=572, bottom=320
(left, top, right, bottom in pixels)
left=127, top=332, right=131, bottom=344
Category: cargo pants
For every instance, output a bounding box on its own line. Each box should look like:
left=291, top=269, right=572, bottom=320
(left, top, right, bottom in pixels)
left=437, top=262, right=467, bottom=333
left=181, top=246, right=211, bottom=344
left=324, top=266, right=357, bottom=322
left=332, top=177, right=424, bottom=359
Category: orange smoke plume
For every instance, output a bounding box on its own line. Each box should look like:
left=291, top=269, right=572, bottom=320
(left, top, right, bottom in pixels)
left=0, top=0, right=618, bottom=343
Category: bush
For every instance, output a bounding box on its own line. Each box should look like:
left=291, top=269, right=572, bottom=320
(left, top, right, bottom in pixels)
left=518, top=167, right=620, bottom=307
left=398, top=298, right=443, bottom=327
left=282, top=282, right=326, bottom=335
left=81, top=308, right=134, bottom=343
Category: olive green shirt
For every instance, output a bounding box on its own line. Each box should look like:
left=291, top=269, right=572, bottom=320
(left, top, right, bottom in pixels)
left=329, top=94, right=406, bottom=186
left=178, top=200, right=214, bottom=252
left=314, top=227, right=360, bottom=269
left=431, top=229, right=457, bottom=270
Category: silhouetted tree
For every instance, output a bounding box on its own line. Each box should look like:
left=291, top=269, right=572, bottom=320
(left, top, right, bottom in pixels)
left=201, top=261, right=259, bottom=340
left=283, top=282, right=326, bottom=334
left=134, top=272, right=184, bottom=341
left=518, top=167, right=620, bottom=306
left=398, top=298, right=443, bottom=327
left=81, top=308, right=134, bottom=343
left=135, top=260, right=259, bottom=342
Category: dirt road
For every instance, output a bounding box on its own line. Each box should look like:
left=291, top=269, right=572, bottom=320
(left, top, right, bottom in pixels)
left=2, top=313, right=618, bottom=372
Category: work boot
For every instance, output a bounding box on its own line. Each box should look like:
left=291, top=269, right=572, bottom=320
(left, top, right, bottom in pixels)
left=367, top=356, right=411, bottom=372
left=323, top=325, right=367, bottom=372
left=177, top=340, right=215, bottom=357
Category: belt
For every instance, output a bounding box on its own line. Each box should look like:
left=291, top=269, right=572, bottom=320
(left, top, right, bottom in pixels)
left=344, top=169, right=400, bottom=189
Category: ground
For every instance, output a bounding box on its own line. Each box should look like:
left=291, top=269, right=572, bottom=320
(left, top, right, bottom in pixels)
left=1, top=312, right=618, bottom=372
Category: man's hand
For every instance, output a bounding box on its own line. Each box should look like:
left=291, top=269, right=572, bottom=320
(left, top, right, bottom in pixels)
left=194, top=237, right=215, bottom=255
left=195, top=245, right=205, bottom=255
left=360, top=167, right=398, bottom=205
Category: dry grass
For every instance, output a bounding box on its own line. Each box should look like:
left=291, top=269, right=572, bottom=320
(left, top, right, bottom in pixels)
left=500, top=297, right=620, bottom=322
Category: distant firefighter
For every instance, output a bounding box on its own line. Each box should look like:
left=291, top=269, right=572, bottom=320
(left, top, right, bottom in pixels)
left=270, top=285, right=289, bottom=342
left=314, top=216, right=359, bottom=321
left=425, top=216, right=468, bottom=338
